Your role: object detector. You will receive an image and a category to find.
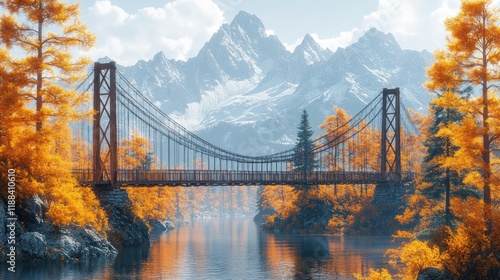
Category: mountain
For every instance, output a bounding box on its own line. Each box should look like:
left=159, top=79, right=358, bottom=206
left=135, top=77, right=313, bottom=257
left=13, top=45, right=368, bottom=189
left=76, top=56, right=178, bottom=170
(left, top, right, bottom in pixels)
left=114, top=11, right=434, bottom=154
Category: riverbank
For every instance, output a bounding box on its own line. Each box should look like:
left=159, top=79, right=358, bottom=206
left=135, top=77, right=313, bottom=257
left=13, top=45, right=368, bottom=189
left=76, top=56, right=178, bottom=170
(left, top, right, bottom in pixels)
left=0, top=197, right=116, bottom=264
left=0, top=193, right=177, bottom=264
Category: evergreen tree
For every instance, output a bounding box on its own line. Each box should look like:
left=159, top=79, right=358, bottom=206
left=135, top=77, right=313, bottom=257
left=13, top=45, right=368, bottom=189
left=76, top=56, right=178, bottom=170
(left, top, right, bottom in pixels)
left=422, top=86, right=479, bottom=226
left=293, top=110, right=317, bottom=190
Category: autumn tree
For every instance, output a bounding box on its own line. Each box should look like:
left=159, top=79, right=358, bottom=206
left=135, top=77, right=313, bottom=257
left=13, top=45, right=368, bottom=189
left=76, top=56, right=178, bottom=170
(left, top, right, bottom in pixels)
left=320, top=106, right=351, bottom=172
left=260, top=185, right=298, bottom=221
left=119, top=132, right=178, bottom=226
left=127, top=186, right=177, bottom=229
left=426, top=0, right=500, bottom=231
left=0, top=0, right=95, bottom=132
left=0, top=1, right=108, bottom=232
left=120, top=130, right=153, bottom=169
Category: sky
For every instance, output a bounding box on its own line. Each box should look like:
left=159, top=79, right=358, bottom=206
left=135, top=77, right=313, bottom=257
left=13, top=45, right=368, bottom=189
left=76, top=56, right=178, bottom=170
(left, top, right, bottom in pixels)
left=67, top=0, right=473, bottom=66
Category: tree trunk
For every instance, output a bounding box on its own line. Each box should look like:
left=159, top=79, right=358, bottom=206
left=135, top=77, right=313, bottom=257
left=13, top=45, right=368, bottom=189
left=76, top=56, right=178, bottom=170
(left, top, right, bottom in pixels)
left=445, top=168, right=451, bottom=226
left=482, top=58, right=492, bottom=234
left=36, top=17, right=43, bottom=132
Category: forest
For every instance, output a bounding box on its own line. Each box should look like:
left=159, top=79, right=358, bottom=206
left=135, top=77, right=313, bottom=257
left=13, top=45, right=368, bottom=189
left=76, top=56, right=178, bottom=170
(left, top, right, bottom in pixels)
left=1, top=0, right=500, bottom=279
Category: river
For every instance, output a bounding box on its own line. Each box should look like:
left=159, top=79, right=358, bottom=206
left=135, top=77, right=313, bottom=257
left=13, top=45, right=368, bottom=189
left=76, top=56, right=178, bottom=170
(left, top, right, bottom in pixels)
left=2, top=217, right=401, bottom=279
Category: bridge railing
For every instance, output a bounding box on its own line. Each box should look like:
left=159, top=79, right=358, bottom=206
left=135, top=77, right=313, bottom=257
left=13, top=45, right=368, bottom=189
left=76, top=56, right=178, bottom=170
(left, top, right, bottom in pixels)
left=72, top=169, right=417, bottom=187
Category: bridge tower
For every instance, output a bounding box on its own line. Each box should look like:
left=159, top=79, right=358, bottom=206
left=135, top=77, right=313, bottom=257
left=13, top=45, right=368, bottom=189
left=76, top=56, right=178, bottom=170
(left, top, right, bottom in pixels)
left=92, top=61, right=118, bottom=187
left=372, top=87, right=408, bottom=204
left=381, top=88, right=401, bottom=181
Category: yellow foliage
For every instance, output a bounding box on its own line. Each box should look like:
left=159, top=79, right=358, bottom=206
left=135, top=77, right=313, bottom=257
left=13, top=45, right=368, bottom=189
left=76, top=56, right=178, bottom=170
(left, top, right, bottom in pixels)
left=0, top=0, right=107, bottom=234
left=388, top=240, right=442, bottom=280
left=260, top=185, right=298, bottom=220
left=46, top=185, right=108, bottom=234
left=387, top=197, right=500, bottom=279
left=426, top=0, right=500, bottom=213
left=126, top=187, right=177, bottom=227
left=354, top=268, right=392, bottom=280
left=442, top=197, right=500, bottom=279
left=119, top=130, right=153, bottom=169
left=368, top=2, right=500, bottom=279
left=396, top=194, right=430, bottom=225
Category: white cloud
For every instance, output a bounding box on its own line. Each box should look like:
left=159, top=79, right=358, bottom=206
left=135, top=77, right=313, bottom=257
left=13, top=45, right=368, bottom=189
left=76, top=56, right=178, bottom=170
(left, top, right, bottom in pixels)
left=86, top=0, right=224, bottom=66
left=284, top=30, right=356, bottom=53
left=285, top=0, right=419, bottom=53
left=283, top=37, right=302, bottom=52
left=363, top=0, right=418, bottom=36
left=431, top=0, right=460, bottom=23
left=311, top=30, right=358, bottom=52
left=289, top=0, right=454, bottom=53
left=89, top=1, right=131, bottom=26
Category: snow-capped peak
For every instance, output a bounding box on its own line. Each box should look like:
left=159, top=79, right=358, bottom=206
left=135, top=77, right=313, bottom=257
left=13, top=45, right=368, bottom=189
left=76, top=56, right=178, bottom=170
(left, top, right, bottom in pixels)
left=355, top=28, right=401, bottom=53
left=109, top=14, right=432, bottom=154
left=230, top=11, right=267, bottom=39
left=293, top=33, right=332, bottom=65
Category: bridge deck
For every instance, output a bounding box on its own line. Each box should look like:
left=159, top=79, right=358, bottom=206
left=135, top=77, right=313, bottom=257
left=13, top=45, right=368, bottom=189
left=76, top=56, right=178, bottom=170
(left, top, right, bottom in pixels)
left=73, top=170, right=416, bottom=187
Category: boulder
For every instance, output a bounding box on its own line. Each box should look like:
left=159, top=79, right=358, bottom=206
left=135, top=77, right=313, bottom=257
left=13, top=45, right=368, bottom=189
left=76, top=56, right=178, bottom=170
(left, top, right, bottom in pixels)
left=56, top=226, right=117, bottom=259
left=105, top=206, right=149, bottom=247
left=19, top=232, right=47, bottom=259
left=57, top=235, right=82, bottom=257
left=0, top=199, right=7, bottom=245
left=148, top=219, right=167, bottom=232
left=17, top=195, right=45, bottom=231
left=417, top=267, right=446, bottom=280
left=165, top=221, right=175, bottom=231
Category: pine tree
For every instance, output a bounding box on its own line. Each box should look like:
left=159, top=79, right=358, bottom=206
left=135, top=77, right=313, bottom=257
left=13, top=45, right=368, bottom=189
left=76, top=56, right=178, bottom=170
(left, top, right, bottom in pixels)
left=293, top=110, right=317, bottom=190
left=422, top=86, right=479, bottom=226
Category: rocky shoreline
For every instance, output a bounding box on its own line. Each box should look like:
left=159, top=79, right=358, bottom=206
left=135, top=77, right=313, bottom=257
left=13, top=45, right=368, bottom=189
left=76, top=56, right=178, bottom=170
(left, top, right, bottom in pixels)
left=0, top=194, right=173, bottom=263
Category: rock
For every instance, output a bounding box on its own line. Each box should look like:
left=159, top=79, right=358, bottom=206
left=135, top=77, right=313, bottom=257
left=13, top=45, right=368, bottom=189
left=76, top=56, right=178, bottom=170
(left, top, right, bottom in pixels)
left=57, top=235, right=82, bottom=257
left=165, top=221, right=175, bottom=231
left=105, top=206, right=149, bottom=247
left=2, top=192, right=120, bottom=263
left=0, top=199, right=7, bottom=245
left=147, top=219, right=175, bottom=233
left=148, top=219, right=167, bottom=232
left=17, top=195, right=45, bottom=231
left=93, top=188, right=150, bottom=247
left=17, top=225, right=117, bottom=262
left=57, top=226, right=117, bottom=259
left=417, top=267, right=446, bottom=280
left=19, top=232, right=47, bottom=259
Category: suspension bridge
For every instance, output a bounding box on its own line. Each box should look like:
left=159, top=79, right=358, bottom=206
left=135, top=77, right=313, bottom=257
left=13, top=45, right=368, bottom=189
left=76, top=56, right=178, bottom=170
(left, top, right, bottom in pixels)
left=72, top=61, right=419, bottom=188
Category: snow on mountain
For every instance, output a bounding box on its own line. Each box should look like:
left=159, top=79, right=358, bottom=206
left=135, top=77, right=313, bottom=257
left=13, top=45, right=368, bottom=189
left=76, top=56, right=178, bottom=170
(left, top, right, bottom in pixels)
left=113, top=12, right=433, bottom=154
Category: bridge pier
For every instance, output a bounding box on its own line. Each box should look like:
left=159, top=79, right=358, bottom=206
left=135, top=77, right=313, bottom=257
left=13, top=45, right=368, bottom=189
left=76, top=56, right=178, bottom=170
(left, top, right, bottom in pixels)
left=372, top=181, right=414, bottom=205
left=93, top=187, right=131, bottom=208
left=92, top=187, right=150, bottom=247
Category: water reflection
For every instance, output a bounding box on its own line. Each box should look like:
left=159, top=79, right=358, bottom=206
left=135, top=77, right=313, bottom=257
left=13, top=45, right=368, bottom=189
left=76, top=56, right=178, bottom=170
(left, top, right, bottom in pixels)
left=258, top=227, right=399, bottom=279
left=0, top=254, right=114, bottom=280
left=112, top=244, right=150, bottom=277
left=1, top=218, right=399, bottom=279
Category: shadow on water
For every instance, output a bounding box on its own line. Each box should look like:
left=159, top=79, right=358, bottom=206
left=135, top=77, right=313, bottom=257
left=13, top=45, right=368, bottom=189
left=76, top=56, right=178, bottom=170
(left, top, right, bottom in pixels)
left=0, top=254, right=115, bottom=280
left=293, top=235, right=331, bottom=279
left=0, top=244, right=149, bottom=280
left=258, top=231, right=398, bottom=280
left=112, top=244, right=150, bottom=278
